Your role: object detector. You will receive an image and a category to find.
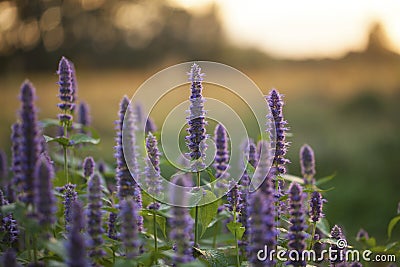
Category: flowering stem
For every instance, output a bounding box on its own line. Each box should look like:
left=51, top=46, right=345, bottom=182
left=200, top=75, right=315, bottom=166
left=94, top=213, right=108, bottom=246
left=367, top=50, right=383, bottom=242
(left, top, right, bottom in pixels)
left=233, top=208, right=240, bottom=267
left=63, top=145, right=69, bottom=184
left=194, top=171, right=200, bottom=247
left=309, top=221, right=317, bottom=250
left=152, top=204, right=158, bottom=262
left=32, top=234, right=37, bottom=263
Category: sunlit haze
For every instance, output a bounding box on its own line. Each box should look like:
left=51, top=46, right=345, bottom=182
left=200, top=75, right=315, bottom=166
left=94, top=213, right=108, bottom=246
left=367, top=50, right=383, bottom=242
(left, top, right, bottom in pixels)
left=171, top=0, right=400, bottom=59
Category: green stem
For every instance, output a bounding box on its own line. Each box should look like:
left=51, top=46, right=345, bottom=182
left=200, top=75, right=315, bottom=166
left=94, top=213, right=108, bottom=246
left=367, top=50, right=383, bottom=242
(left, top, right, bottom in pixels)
left=212, top=221, right=219, bottom=248
left=32, top=234, right=37, bottom=263
left=233, top=210, right=240, bottom=267
left=63, top=146, right=69, bottom=184
left=152, top=205, right=158, bottom=263
left=309, top=221, right=317, bottom=250
left=63, top=125, right=69, bottom=184
left=25, top=233, right=31, bottom=261
left=194, top=171, right=200, bottom=247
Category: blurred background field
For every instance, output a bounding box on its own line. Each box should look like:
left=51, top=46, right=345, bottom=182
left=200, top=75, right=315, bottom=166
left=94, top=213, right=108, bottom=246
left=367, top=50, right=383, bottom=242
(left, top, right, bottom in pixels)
left=0, top=0, right=400, bottom=243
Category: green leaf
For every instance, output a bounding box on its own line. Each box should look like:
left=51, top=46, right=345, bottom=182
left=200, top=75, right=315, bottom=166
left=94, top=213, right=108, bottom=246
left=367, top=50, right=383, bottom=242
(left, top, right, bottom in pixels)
left=156, top=214, right=167, bottom=238
left=387, top=215, right=400, bottom=239
left=44, top=135, right=70, bottom=146
left=365, top=237, right=376, bottom=247
left=316, top=217, right=331, bottom=237
left=226, top=221, right=245, bottom=239
left=205, top=168, right=217, bottom=183
left=69, top=133, right=100, bottom=145
left=45, top=238, right=67, bottom=260
left=190, top=190, right=219, bottom=237
left=180, top=260, right=207, bottom=267
left=194, top=247, right=229, bottom=267
left=40, top=118, right=62, bottom=128
left=385, top=241, right=399, bottom=251
left=315, top=173, right=336, bottom=186
left=282, top=174, right=304, bottom=184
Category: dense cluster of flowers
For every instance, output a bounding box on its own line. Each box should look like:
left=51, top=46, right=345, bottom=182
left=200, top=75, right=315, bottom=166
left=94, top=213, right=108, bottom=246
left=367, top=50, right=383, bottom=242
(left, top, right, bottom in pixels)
left=186, top=63, right=207, bottom=170
left=0, top=59, right=396, bottom=267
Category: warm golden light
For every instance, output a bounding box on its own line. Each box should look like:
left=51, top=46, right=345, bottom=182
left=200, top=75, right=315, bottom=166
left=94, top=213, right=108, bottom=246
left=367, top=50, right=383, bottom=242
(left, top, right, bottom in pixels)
left=0, top=1, right=17, bottom=32
left=172, top=0, right=400, bottom=58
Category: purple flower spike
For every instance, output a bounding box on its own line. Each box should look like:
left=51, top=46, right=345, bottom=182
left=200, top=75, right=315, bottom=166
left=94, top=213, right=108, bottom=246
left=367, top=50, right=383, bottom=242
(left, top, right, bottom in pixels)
left=356, top=228, right=369, bottom=241
left=66, top=200, right=90, bottom=267
left=69, top=61, right=78, bottom=105
left=309, top=191, right=324, bottom=223
left=78, top=101, right=90, bottom=134
left=57, top=183, right=77, bottom=233
left=186, top=63, right=207, bottom=170
left=19, top=81, right=42, bottom=205
left=145, top=132, right=162, bottom=208
left=213, top=124, right=230, bottom=189
left=247, top=140, right=258, bottom=168
left=134, top=103, right=144, bottom=128
left=145, top=117, right=157, bottom=134
left=238, top=170, right=250, bottom=243
left=227, top=181, right=242, bottom=213
left=330, top=225, right=347, bottom=265
left=83, top=157, right=95, bottom=177
left=87, top=174, right=105, bottom=258
left=107, top=212, right=118, bottom=240
left=0, top=149, right=7, bottom=185
left=267, top=89, right=290, bottom=176
left=57, top=57, right=75, bottom=128
left=300, top=144, right=316, bottom=184
left=169, top=175, right=194, bottom=264
left=254, top=141, right=274, bottom=195
left=34, top=156, right=56, bottom=226
left=120, top=199, right=141, bottom=258
left=350, top=262, right=363, bottom=267
left=0, top=189, right=19, bottom=245
left=1, top=249, right=21, bottom=267
left=11, top=123, right=22, bottom=198
left=247, top=190, right=277, bottom=266
left=115, top=97, right=142, bottom=211
left=287, top=182, right=307, bottom=266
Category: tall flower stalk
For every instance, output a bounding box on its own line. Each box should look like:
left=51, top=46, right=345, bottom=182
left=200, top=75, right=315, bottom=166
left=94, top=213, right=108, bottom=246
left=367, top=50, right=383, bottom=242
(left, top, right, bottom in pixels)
left=19, top=81, right=42, bottom=206
left=330, top=225, right=346, bottom=266
left=227, top=181, right=242, bottom=267
left=115, top=96, right=142, bottom=216
left=145, top=132, right=162, bottom=260
left=0, top=189, right=19, bottom=246
left=34, top=156, right=56, bottom=228
left=309, top=191, right=324, bottom=249
left=300, top=144, right=316, bottom=185
left=57, top=183, right=77, bottom=233
left=287, top=183, right=307, bottom=266
left=169, top=175, right=194, bottom=264
left=248, top=140, right=277, bottom=266
left=11, top=123, right=22, bottom=201
left=186, top=63, right=207, bottom=247
left=66, top=200, right=89, bottom=267
left=267, top=89, right=289, bottom=226
left=0, top=149, right=7, bottom=188
left=186, top=63, right=207, bottom=169
left=87, top=173, right=105, bottom=260
left=119, top=199, right=141, bottom=259
left=213, top=124, right=230, bottom=190
left=267, top=89, right=290, bottom=176
left=57, top=57, right=76, bottom=183
left=78, top=101, right=91, bottom=134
